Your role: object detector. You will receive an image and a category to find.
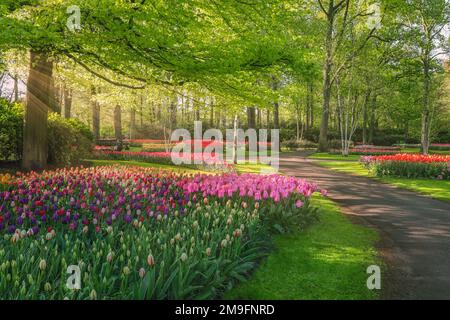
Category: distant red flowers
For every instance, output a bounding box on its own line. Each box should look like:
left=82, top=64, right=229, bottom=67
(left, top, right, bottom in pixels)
left=432, top=143, right=450, bottom=147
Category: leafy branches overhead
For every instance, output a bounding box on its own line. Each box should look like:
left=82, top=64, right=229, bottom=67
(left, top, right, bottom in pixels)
left=1, top=0, right=314, bottom=100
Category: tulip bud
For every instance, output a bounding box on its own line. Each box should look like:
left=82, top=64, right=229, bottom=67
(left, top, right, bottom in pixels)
left=139, top=268, right=146, bottom=279
left=221, top=239, right=228, bottom=248
left=147, top=254, right=155, bottom=267
left=39, top=259, right=47, bottom=271
left=90, top=289, right=97, bottom=300
left=180, top=253, right=188, bottom=262
left=123, top=266, right=130, bottom=275
left=44, top=282, right=52, bottom=292
left=206, top=248, right=212, bottom=256
left=107, top=252, right=113, bottom=263
left=11, top=233, right=19, bottom=243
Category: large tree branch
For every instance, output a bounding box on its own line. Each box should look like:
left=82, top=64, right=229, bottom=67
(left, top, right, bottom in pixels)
left=317, top=0, right=329, bottom=17
left=63, top=52, right=146, bottom=89
left=331, top=27, right=377, bottom=85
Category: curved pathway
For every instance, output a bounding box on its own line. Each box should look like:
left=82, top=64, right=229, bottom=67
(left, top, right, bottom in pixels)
left=279, top=152, right=450, bottom=299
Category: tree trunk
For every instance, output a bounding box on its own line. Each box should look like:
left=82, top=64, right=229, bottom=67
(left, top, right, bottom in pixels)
left=318, top=1, right=335, bottom=152
left=232, top=115, right=238, bottom=164
left=215, top=109, right=221, bottom=128
left=13, top=75, right=19, bottom=102
left=91, top=86, right=100, bottom=142
left=305, top=95, right=310, bottom=132
left=306, top=81, right=314, bottom=131
left=271, top=76, right=280, bottom=129
left=273, top=103, right=279, bottom=129
left=140, top=94, right=144, bottom=130
left=222, top=113, right=227, bottom=128
left=22, top=51, right=53, bottom=170
left=209, top=100, right=214, bottom=127
left=130, top=108, right=136, bottom=140
left=368, top=94, right=377, bottom=144
left=114, top=105, right=123, bottom=149
left=53, top=82, right=62, bottom=114
left=421, top=59, right=431, bottom=155
left=195, top=103, right=200, bottom=121
left=63, top=86, right=72, bottom=119
left=362, top=90, right=371, bottom=145
left=296, top=104, right=301, bottom=141
left=257, top=108, right=262, bottom=128
left=247, top=107, right=256, bottom=128
left=170, top=96, right=177, bottom=129
left=266, top=109, right=270, bottom=128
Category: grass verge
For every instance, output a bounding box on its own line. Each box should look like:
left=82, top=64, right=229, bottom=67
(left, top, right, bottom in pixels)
left=224, top=195, right=380, bottom=300
left=307, top=153, right=360, bottom=161
left=84, top=159, right=274, bottom=175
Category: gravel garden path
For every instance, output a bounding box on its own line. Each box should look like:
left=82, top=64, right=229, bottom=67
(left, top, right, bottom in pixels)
left=279, top=151, right=450, bottom=300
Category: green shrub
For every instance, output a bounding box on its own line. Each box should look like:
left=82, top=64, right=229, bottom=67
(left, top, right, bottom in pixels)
left=372, top=134, right=402, bottom=146
left=429, top=145, right=450, bottom=151
left=281, top=139, right=317, bottom=150
left=47, top=113, right=93, bottom=166
left=0, top=98, right=23, bottom=161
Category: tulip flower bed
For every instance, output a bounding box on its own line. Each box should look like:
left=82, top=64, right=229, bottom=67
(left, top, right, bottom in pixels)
left=361, top=154, right=450, bottom=179
left=0, top=174, right=14, bottom=191
left=347, top=148, right=399, bottom=155
left=430, top=143, right=450, bottom=151
left=331, top=145, right=401, bottom=156
left=0, top=166, right=321, bottom=299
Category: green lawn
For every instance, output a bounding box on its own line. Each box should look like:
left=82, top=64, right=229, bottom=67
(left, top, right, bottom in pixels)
left=84, top=159, right=208, bottom=173
left=225, top=195, right=380, bottom=300
left=317, top=161, right=450, bottom=203
left=84, top=159, right=274, bottom=174
left=308, top=153, right=361, bottom=161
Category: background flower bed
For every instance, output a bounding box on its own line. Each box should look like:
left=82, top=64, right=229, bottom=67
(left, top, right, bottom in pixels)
left=330, top=145, right=401, bottom=156
left=93, top=150, right=232, bottom=172
left=361, top=154, right=450, bottom=180
left=0, top=166, right=322, bottom=299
